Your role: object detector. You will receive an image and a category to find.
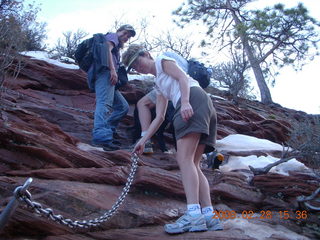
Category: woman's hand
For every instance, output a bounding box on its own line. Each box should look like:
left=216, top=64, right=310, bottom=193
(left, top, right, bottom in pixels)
left=132, top=138, right=146, bottom=156
left=110, top=69, right=118, bottom=85
left=181, top=102, right=194, bottom=122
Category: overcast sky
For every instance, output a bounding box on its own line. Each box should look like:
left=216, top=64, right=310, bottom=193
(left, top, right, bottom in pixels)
left=28, top=0, right=320, bottom=114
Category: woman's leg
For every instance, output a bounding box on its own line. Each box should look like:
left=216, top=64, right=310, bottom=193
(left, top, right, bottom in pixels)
left=194, top=144, right=212, bottom=207
left=164, top=132, right=208, bottom=234
left=194, top=143, right=224, bottom=231
left=176, top=132, right=201, bottom=204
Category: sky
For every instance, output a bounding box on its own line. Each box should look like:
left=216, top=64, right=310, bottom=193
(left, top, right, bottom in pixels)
left=27, top=0, right=320, bottom=114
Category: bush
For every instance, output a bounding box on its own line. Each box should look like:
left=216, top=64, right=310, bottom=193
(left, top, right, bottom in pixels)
left=287, top=116, right=320, bottom=177
left=51, top=30, right=88, bottom=60
left=0, top=0, right=46, bottom=90
left=211, top=53, right=256, bottom=101
left=0, top=0, right=47, bottom=52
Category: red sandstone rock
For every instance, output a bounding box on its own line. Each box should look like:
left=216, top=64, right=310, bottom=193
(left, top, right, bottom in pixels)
left=0, top=55, right=318, bottom=239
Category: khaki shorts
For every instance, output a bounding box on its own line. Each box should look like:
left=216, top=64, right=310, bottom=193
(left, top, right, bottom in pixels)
left=173, top=87, right=217, bottom=153
left=146, top=89, right=157, bottom=104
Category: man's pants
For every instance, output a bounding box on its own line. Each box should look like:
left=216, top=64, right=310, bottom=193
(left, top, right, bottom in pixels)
left=93, top=69, right=129, bottom=143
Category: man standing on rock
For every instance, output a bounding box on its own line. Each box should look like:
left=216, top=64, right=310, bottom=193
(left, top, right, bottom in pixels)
left=87, top=24, right=136, bottom=151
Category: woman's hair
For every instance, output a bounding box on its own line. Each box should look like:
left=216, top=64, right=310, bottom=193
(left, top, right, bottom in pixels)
left=122, top=44, right=146, bottom=67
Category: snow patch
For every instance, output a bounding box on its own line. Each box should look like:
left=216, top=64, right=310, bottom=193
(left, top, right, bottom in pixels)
left=216, top=134, right=285, bottom=152
left=216, top=134, right=308, bottom=176
left=77, top=142, right=104, bottom=152
left=21, top=51, right=79, bottom=70
left=128, top=74, right=154, bottom=81
left=220, top=155, right=308, bottom=176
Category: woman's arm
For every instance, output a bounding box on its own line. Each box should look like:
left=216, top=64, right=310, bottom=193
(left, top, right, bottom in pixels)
left=162, top=60, right=194, bottom=122
left=107, top=41, right=118, bottom=85
left=133, top=94, right=168, bottom=155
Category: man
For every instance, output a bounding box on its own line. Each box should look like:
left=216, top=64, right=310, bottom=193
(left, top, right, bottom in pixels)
left=87, top=24, right=136, bottom=151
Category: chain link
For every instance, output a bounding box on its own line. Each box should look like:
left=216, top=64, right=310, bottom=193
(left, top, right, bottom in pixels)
left=17, top=154, right=139, bottom=228
left=55, top=103, right=94, bottom=114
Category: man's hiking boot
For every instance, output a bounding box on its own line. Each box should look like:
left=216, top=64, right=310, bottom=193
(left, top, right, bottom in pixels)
left=164, top=213, right=207, bottom=234
left=102, top=142, right=120, bottom=151
left=205, top=216, right=223, bottom=231
left=143, top=140, right=153, bottom=154
left=91, top=140, right=120, bottom=151
left=112, top=139, right=121, bottom=146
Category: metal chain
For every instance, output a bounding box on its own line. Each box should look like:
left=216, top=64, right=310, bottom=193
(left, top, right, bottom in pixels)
left=17, top=154, right=139, bottom=229
left=55, top=103, right=94, bottom=114
left=2, top=87, right=139, bottom=228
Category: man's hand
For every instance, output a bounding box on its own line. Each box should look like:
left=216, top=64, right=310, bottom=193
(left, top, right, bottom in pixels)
left=110, top=69, right=118, bottom=85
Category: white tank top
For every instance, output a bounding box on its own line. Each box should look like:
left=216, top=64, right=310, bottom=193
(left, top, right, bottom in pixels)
left=154, top=54, right=200, bottom=108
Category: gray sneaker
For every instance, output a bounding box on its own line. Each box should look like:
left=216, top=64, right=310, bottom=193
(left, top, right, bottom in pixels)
left=143, top=140, right=153, bottom=154
left=205, top=216, right=223, bottom=231
left=164, top=213, right=208, bottom=234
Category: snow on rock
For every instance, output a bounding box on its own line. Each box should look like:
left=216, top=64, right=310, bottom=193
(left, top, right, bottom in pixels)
left=21, top=51, right=79, bottom=70
left=77, top=142, right=104, bottom=152
left=216, top=134, right=285, bottom=152
left=128, top=73, right=154, bottom=81
left=220, top=155, right=308, bottom=176
left=216, top=134, right=308, bottom=176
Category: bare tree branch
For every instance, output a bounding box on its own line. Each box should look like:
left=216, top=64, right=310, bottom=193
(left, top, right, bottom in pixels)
left=249, top=145, right=300, bottom=176
left=297, top=187, right=320, bottom=211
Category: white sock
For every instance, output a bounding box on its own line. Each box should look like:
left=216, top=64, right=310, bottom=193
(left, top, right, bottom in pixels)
left=141, top=131, right=147, bottom=137
left=187, top=204, right=201, bottom=216
left=202, top=206, right=214, bottom=218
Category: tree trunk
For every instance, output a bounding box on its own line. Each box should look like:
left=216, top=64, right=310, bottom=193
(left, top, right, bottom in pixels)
left=227, top=0, right=273, bottom=104
left=243, top=40, right=273, bottom=104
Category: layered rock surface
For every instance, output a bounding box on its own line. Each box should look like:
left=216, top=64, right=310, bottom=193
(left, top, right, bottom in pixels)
left=0, top=55, right=319, bottom=239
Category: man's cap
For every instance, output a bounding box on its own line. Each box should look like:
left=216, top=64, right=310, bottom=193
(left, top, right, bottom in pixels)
left=117, top=24, right=136, bottom=37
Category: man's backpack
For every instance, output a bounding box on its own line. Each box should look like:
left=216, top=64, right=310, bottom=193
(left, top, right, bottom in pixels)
left=187, top=59, right=211, bottom=88
left=74, top=37, right=94, bottom=72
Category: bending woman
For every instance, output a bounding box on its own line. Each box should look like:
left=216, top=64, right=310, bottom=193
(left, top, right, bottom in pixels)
left=122, top=44, right=223, bottom=234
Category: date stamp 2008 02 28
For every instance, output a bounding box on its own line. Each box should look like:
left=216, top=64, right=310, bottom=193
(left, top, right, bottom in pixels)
left=212, top=210, right=308, bottom=220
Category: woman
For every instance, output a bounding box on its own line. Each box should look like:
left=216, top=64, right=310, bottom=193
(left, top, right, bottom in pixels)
left=122, top=44, right=223, bottom=234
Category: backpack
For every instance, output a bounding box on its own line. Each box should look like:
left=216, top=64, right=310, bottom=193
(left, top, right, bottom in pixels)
left=187, top=59, right=211, bottom=88
left=74, top=37, right=94, bottom=72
